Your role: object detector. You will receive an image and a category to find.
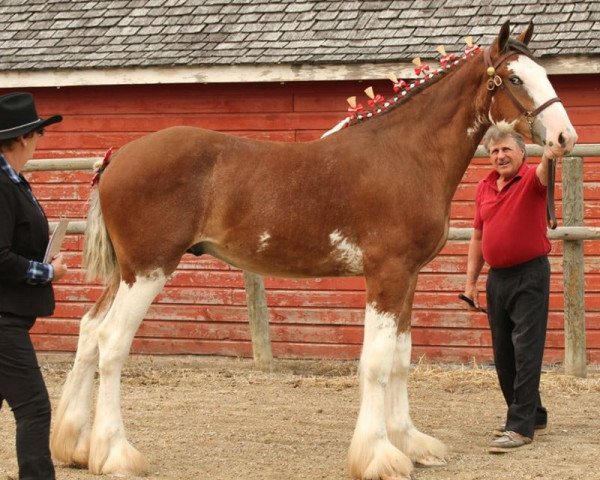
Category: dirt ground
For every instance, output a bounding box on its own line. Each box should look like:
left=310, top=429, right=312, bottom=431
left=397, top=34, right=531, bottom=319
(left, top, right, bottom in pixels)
left=1, top=354, right=599, bottom=480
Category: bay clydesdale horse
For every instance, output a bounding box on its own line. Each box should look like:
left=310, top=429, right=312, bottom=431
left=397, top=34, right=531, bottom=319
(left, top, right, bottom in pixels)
left=51, top=22, right=577, bottom=480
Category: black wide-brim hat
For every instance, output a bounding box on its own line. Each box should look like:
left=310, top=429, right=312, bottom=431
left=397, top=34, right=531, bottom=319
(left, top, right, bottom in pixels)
left=0, top=92, right=62, bottom=141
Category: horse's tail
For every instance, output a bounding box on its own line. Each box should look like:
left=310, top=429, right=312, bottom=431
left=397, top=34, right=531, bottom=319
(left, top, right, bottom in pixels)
left=83, top=188, right=118, bottom=282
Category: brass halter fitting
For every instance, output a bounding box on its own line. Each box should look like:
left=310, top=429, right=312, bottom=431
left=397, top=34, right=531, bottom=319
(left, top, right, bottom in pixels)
left=487, top=75, right=502, bottom=91
left=485, top=63, right=502, bottom=90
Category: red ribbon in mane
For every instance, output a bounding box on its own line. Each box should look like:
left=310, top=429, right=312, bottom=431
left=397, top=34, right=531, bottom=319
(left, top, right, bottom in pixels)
left=91, top=147, right=114, bottom=187
left=367, top=94, right=385, bottom=108
left=414, top=64, right=430, bottom=76
left=440, top=53, right=456, bottom=67
left=347, top=103, right=365, bottom=118
left=392, top=80, right=407, bottom=92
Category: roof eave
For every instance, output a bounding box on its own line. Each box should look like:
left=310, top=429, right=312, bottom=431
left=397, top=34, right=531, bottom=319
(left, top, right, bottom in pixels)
left=0, top=56, right=597, bottom=88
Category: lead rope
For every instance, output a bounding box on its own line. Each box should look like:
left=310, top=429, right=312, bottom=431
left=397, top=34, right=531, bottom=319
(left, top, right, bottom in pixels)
left=547, top=157, right=557, bottom=229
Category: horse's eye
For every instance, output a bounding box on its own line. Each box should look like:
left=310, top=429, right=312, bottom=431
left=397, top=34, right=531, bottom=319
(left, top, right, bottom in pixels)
left=509, top=76, right=523, bottom=86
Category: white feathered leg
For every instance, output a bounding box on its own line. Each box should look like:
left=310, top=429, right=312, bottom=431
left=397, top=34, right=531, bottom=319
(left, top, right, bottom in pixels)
left=348, top=304, right=413, bottom=480
left=51, top=305, right=108, bottom=466
left=88, top=272, right=167, bottom=475
left=386, top=332, right=447, bottom=467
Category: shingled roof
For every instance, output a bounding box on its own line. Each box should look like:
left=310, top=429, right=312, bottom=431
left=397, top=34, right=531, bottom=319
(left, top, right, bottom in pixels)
left=0, top=0, right=597, bottom=74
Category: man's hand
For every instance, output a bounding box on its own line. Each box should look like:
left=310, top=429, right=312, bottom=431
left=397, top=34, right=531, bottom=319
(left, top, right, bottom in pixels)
left=461, top=285, right=479, bottom=309
left=536, top=153, right=560, bottom=186
left=459, top=288, right=487, bottom=313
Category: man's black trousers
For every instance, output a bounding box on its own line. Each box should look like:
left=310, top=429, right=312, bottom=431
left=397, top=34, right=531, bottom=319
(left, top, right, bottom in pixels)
left=0, top=315, right=55, bottom=480
left=486, top=255, right=550, bottom=439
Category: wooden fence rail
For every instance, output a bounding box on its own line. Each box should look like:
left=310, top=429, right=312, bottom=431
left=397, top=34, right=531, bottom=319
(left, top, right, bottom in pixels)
left=28, top=143, right=600, bottom=375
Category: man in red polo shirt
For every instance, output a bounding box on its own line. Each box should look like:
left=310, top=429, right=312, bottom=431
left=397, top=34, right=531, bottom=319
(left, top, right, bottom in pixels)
left=463, top=124, right=551, bottom=453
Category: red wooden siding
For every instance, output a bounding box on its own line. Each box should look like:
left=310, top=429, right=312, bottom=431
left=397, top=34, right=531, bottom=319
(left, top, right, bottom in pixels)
left=3, top=73, right=599, bottom=363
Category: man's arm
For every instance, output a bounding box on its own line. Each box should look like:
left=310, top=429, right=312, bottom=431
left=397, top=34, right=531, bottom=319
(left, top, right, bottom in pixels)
left=536, top=154, right=552, bottom=186
left=464, top=228, right=485, bottom=309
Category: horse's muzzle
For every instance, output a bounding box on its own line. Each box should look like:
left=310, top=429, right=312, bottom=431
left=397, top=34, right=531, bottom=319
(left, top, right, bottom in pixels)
left=547, top=127, right=577, bottom=157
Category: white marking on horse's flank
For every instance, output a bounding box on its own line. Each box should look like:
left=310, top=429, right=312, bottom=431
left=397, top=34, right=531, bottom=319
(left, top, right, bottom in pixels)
left=321, top=117, right=350, bottom=138
left=329, top=230, right=363, bottom=274
left=257, top=231, right=271, bottom=252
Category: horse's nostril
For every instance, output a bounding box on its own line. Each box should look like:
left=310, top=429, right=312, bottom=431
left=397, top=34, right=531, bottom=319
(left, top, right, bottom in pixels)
left=559, top=133, right=566, bottom=148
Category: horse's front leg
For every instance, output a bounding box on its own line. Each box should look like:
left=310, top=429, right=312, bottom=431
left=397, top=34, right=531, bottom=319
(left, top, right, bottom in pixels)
left=88, top=273, right=167, bottom=475
left=348, top=267, right=415, bottom=480
left=385, top=276, right=447, bottom=466
left=51, top=284, right=116, bottom=467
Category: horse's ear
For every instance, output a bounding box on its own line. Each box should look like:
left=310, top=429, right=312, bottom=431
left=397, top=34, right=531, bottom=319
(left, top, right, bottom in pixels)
left=517, top=21, right=534, bottom=46
left=498, top=21, right=511, bottom=51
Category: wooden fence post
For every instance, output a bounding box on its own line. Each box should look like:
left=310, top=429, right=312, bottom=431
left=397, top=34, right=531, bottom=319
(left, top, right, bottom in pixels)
left=562, top=156, right=587, bottom=378
left=243, top=272, right=273, bottom=372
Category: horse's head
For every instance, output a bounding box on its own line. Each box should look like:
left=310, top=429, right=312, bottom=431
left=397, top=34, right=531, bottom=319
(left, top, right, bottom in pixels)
left=484, top=21, right=577, bottom=158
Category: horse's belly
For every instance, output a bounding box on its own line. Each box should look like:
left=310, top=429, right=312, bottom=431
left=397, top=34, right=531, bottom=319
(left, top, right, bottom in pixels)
left=203, top=240, right=364, bottom=279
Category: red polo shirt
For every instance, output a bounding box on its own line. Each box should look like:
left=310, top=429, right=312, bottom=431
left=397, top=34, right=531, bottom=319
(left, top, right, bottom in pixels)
left=474, top=162, right=550, bottom=268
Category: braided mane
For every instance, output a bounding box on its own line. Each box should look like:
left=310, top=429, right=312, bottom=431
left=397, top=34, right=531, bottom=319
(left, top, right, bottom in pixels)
left=347, top=47, right=482, bottom=128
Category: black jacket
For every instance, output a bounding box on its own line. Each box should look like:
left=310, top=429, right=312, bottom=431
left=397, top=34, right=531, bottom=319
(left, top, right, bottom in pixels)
left=0, top=169, right=54, bottom=318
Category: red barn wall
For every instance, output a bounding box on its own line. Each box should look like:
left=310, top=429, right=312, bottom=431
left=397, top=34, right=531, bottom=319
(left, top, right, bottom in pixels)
left=4, top=73, right=599, bottom=363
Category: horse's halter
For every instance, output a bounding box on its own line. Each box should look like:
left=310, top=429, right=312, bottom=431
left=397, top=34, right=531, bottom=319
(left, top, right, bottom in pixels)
left=483, top=44, right=561, bottom=230
left=483, top=45, right=562, bottom=139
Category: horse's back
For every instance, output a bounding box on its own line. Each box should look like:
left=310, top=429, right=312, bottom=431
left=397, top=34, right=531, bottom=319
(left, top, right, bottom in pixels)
left=95, top=125, right=374, bottom=277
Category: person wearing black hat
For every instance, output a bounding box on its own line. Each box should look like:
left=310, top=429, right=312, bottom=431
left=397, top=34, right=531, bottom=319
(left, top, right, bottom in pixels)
left=0, top=92, right=67, bottom=480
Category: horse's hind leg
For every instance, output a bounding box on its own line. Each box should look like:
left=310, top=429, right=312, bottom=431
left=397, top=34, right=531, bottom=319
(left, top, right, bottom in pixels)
left=88, top=270, right=167, bottom=475
left=51, top=280, right=118, bottom=467
left=385, top=277, right=447, bottom=467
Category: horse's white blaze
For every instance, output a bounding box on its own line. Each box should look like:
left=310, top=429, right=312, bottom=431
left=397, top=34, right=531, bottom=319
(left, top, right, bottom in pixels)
left=349, top=304, right=412, bottom=479
left=329, top=230, right=364, bottom=274
left=257, top=231, right=271, bottom=252
left=508, top=56, right=577, bottom=153
left=91, top=271, right=167, bottom=474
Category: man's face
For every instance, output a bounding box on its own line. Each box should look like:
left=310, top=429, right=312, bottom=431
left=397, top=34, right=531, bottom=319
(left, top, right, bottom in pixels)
left=488, top=137, right=525, bottom=181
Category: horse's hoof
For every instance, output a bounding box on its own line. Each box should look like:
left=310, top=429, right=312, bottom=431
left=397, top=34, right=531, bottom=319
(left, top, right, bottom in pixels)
left=94, top=439, right=148, bottom=476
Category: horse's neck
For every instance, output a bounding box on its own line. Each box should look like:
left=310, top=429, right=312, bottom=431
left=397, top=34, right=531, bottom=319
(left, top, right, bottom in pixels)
left=378, top=56, right=490, bottom=197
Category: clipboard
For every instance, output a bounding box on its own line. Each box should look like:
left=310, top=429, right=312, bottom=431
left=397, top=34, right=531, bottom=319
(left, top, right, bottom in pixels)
left=44, top=218, right=69, bottom=263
